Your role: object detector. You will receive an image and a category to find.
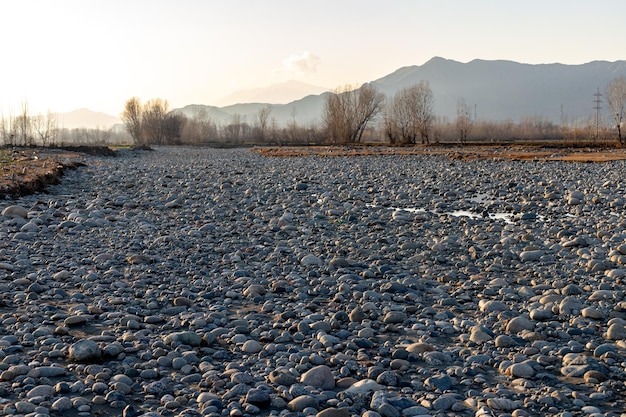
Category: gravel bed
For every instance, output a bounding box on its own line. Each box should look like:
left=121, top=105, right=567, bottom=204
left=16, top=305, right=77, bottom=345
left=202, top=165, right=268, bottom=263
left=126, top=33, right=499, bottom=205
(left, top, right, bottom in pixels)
left=0, top=146, right=625, bottom=417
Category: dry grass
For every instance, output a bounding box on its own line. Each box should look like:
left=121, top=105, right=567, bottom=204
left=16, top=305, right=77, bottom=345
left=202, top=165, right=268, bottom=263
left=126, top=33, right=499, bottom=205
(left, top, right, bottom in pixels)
left=252, top=145, right=626, bottom=162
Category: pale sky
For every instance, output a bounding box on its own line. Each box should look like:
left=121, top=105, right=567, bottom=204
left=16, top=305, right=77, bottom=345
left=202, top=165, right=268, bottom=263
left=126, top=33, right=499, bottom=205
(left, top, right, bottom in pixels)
left=1, top=0, right=624, bottom=115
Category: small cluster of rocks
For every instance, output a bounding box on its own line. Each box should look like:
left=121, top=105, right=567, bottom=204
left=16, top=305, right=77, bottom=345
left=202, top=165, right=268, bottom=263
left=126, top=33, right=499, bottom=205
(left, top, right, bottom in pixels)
left=0, top=147, right=625, bottom=417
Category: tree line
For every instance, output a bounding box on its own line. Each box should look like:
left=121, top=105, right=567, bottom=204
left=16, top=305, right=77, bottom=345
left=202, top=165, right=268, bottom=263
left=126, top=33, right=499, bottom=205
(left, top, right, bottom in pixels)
left=3, top=76, right=624, bottom=148
left=121, top=75, right=626, bottom=148
left=120, top=97, right=323, bottom=147
left=0, top=103, right=57, bottom=147
left=0, top=102, right=129, bottom=147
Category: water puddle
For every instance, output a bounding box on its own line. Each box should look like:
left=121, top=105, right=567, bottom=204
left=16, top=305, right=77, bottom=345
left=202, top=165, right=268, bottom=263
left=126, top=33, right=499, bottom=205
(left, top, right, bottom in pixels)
left=367, top=204, right=544, bottom=224
left=394, top=206, right=516, bottom=224
left=469, top=193, right=503, bottom=205
left=314, top=193, right=542, bottom=224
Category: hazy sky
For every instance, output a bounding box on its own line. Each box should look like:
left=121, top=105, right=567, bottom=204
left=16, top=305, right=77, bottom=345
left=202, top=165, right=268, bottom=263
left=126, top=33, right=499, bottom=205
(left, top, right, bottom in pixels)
left=2, top=0, right=624, bottom=115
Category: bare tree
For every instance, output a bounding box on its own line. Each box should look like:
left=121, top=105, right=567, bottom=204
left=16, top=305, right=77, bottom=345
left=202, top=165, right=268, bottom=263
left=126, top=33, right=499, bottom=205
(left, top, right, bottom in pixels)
left=383, top=82, right=435, bottom=145
left=142, top=99, right=169, bottom=145
left=456, top=98, right=472, bottom=145
left=412, top=81, right=435, bottom=144
left=256, top=105, right=272, bottom=141
left=14, top=102, right=33, bottom=146
left=288, top=107, right=299, bottom=143
left=121, top=97, right=184, bottom=146
left=606, top=76, right=626, bottom=145
left=269, top=117, right=280, bottom=145
left=354, top=84, right=385, bottom=143
left=194, top=108, right=217, bottom=140
left=323, top=92, right=348, bottom=144
left=162, top=113, right=186, bottom=145
left=121, top=97, right=144, bottom=146
left=32, top=111, right=57, bottom=146
left=384, top=88, right=417, bottom=144
left=0, top=113, right=11, bottom=146
left=181, top=108, right=217, bottom=144
left=323, top=84, right=384, bottom=144
left=223, top=113, right=250, bottom=144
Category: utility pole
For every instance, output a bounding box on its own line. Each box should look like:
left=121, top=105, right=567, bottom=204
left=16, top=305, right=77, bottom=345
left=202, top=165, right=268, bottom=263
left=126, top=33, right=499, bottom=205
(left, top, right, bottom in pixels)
left=594, top=87, right=602, bottom=141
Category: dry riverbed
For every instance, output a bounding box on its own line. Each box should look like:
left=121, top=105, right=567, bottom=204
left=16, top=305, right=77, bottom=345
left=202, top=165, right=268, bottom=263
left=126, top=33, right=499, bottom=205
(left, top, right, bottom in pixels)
left=0, top=146, right=626, bottom=417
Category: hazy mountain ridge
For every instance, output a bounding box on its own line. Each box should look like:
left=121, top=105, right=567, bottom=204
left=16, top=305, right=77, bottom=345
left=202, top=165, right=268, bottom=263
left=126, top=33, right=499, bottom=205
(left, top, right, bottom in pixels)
left=63, top=58, right=626, bottom=129
left=205, top=58, right=626, bottom=126
left=55, top=108, right=121, bottom=130
left=371, top=57, right=626, bottom=122
left=215, top=80, right=328, bottom=106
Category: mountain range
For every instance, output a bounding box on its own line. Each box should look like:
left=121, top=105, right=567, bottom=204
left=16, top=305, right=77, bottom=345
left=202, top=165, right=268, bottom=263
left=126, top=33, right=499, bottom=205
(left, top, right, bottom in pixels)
left=59, top=57, right=626, bottom=129
left=55, top=108, right=123, bottom=130
left=372, top=57, right=626, bottom=124
left=214, top=80, right=328, bottom=106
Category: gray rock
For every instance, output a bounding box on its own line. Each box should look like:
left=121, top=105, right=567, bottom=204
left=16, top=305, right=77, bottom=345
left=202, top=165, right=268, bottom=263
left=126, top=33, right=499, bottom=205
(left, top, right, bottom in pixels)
left=378, top=403, right=400, bottom=417
left=144, top=378, right=172, bottom=396
left=27, top=384, right=56, bottom=399
left=382, top=311, right=407, bottom=323
left=269, top=369, right=298, bottom=386
left=51, top=396, right=73, bottom=412
left=163, top=331, right=202, bottom=346
left=245, top=388, right=271, bottom=408
left=529, top=308, right=553, bottom=321
left=301, top=365, right=335, bottom=389
left=14, top=401, right=36, bottom=414
left=520, top=250, right=544, bottom=262
left=343, top=379, right=383, bottom=394
left=487, top=398, right=521, bottom=411
left=242, top=340, right=263, bottom=353
left=506, top=316, right=534, bottom=333
left=68, top=339, right=101, bottom=362
left=316, top=408, right=350, bottom=417
left=607, top=323, right=626, bottom=340
left=432, top=393, right=462, bottom=410
left=301, top=254, right=323, bottom=266
left=2, top=205, right=28, bottom=218
left=376, top=370, right=399, bottom=386
left=289, top=395, right=319, bottom=411
left=425, top=374, right=453, bottom=391
left=508, top=362, right=535, bottom=378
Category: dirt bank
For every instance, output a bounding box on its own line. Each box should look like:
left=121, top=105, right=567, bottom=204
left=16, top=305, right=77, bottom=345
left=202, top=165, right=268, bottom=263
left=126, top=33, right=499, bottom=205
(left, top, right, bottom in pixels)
left=0, top=146, right=115, bottom=198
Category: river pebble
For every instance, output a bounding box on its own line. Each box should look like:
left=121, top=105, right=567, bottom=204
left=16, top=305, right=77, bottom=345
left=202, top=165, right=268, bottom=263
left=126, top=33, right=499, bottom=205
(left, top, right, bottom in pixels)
left=0, top=146, right=625, bottom=416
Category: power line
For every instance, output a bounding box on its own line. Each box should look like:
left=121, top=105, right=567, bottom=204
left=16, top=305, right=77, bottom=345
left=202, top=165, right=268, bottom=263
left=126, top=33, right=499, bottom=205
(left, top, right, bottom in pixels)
left=594, top=86, right=602, bottom=140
